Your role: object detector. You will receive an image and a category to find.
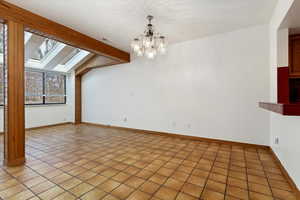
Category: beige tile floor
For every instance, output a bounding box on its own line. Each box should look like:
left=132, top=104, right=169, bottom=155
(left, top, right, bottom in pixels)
left=0, top=124, right=297, bottom=200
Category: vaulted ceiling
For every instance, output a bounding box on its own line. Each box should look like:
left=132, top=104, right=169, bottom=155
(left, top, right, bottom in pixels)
left=7, top=0, right=278, bottom=52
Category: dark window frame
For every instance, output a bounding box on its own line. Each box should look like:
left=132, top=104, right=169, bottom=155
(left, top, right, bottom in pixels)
left=0, top=69, right=67, bottom=106
left=24, top=70, right=67, bottom=106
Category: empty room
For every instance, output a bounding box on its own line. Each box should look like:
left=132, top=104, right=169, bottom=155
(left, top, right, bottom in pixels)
left=0, top=0, right=299, bottom=199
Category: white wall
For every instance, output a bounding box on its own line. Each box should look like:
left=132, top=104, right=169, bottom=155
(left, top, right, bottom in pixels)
left=24, top=72, right=75, bottom=128
left=82, top=25, right=270, bottom=145
left=277, top=28, right=289, bottom=67
left=0, top=71, right=75, bottom=131
left=269, top=0, right=300, bottom=188
left=270, top=114, right=300, bottom=187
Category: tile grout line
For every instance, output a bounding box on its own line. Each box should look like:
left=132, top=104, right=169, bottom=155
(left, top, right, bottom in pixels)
left=244, top=147, right=252, bottom=200
left=141, top=140, right=198, bottom=200
left=0, top=124, right=297, bottom=200
left=198, top=143, right=221, bottom=200
left=1, top=166, right=43, bottom=200
left=223, top=144, right=233, bottom=200
left=101, top=139, right=191, bottom=200
left=171, top=141, right=206, bottom=200
left=257, top=148, right=276, bottom=199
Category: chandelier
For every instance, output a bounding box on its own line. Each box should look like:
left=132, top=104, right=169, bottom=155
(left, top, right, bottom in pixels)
left=131, top=15, right=167, bottom=59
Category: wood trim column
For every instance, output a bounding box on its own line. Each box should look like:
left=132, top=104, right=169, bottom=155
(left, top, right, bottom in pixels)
left=75, top=75, right=81, bottom=124
left=4, top=21, right=25, bottom=166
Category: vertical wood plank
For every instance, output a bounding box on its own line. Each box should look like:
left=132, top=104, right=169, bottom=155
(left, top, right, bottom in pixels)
left=75, top=75, right=81, bottom=124
left=4, top=20, right=25, bottom=166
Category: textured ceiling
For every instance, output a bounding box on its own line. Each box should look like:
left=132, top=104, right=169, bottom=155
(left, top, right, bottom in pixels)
left=7, top=0, right=277, bottom=51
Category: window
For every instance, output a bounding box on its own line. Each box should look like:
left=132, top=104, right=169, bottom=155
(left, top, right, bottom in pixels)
left=44, top=73, right=66, bottom=104
left=24, top=70, right=66, bottom=105
left=25, top=71, right=43, bottom=104
left=31, top=38, right=58, bottom=61
left=61, top=48, right=80, bottom=65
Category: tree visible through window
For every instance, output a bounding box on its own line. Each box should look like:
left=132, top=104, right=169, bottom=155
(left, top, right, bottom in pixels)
left=25, top=71, right=43, bottom=104
left=45, top=73, right=66, bottom=104
left=24, top=70, right=66, bottom=105
left=0, top=68, right=66, bottom=106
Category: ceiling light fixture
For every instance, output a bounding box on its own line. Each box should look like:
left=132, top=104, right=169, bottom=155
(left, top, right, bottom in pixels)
left=131, top=15, right=167, bottom=59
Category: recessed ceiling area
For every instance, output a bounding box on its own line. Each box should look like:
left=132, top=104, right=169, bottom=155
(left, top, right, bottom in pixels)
left=7, top=0, right=277, bottom=51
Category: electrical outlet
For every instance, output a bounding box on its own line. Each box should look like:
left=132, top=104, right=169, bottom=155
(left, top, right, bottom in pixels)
left=124, top=117, right=127, bottom=122
left=275, top=137, right=279, bottom=145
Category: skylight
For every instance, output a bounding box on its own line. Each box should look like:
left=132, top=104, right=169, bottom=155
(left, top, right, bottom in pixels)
left=24, top=31, right=93, bottom=73
left=0, top=31, right=93, bottom=73
left=33, top=39, right=58, bottom=61
left=61, top=48, right=80, bottom=65
left=53, top=49, right=91, bottom=72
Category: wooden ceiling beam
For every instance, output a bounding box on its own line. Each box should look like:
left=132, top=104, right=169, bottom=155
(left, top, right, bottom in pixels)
left=75, top=55, right=120, bottom=76
left=0, top=0, right=130, bottom=63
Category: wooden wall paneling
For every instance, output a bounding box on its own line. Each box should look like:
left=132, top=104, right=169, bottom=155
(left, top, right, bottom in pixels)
left=0, top=0, right=130, bottom=63
left=75, top=75, right=82, bottom=124
left=289, top=35, right=300, bottom=77
left=289, top=78, right=300, bottom=103
left=4, top=20, right=25, bottom=166
left=277, top=67, right=290, bottom=104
